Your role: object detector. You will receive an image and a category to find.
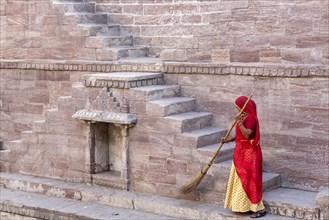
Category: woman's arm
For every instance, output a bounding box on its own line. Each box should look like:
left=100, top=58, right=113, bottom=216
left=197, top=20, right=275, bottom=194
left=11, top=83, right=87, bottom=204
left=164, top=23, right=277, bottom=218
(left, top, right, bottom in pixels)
left=235, top=113, right=254, bottom=139
left=237, top=121, right=254, bottom=140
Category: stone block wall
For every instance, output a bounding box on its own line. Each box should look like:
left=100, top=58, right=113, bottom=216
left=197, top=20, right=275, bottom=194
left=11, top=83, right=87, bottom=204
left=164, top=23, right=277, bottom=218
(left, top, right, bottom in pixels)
left=97, top=0, right=328, bottom=64
left=0, top=0, right=92, bottom=60
left=0, top=68, right=83, bottom=143
left=1, top=0, right=328, bottom=64
left=0, top=61, right=328, bottom=198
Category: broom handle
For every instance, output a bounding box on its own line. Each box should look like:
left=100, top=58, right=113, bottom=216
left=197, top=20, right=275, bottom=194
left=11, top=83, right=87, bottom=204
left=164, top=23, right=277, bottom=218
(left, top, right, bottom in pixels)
left=209, top=95, right=253, bottom=164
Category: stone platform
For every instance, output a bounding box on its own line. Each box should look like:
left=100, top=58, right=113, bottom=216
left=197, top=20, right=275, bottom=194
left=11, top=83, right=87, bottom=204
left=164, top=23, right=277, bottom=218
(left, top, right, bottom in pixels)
left=0, top=172, right=296, bottom=220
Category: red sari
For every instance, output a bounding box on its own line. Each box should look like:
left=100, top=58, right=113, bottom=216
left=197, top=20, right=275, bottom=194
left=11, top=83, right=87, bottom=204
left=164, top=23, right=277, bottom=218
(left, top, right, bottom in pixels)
left=233, top=96, right=263, bottom=204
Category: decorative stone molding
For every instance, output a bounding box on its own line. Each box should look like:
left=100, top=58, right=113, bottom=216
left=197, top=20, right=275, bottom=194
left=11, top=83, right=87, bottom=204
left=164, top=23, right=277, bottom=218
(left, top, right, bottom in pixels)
left=82, top=72, right=163, bottom=88
left=92, top=172, right=129, bottom=190
left=1, top=60, right=328, bottom=78
left=266, top=203, right=320, bottom=220
left=72, top=109, right=137, bottom=125
left=0, top=60, right=162, bottom=73
left=163, top=62, right=329, bottom=78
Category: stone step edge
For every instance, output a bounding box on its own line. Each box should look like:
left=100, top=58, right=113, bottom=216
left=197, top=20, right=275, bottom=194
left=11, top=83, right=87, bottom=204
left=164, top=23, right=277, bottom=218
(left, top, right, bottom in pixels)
left=1, top=197, right=96, bottom=220
left=0, top=172, right=293, bottom=219
left=82, top=72, right=163, bottom=88
left=0, top=188, right=172, bottom=220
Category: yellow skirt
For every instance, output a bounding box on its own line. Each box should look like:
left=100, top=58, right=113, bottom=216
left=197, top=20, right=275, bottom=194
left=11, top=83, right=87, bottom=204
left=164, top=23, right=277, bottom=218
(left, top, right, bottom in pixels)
left=224, top=163, right=265, bottom=212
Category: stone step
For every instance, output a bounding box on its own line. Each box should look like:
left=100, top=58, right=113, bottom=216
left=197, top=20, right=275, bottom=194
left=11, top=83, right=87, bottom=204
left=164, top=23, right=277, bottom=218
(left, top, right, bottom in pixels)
left=263, top=188, right=320, bottom=220
left=104, top=36, right=134, bottom=47
left=164, top=111, right=213, bottom=133
left=115, top=46, right=148, bottom=59
left=45, top=108, right=64, bottom=123
left=118, top=57, right=162, bottom=64
left=96, top=46, right=148, bottom=61
left=79, top=24, right=121, bottom=36
left=32, top=120, right=48, bottom=133
left=208, top=160, right=281, bottom=193
left=21, top=130, right=37, bottom=145
left=71, top=83, right=87, bottom=99
left=7, top=140, right=27, bottom=155
left=54, top=0, right=85, bottom=3
left=65, top=13, right=108, bottom=24
left=194, top=141, right=235, bottom=164
left=174, top=126, right=226, bottom=148
left=82, top=72, right=163, bottom=88
left=87, top=36, right=134, bottom=48
left=58, top=95, right=85, bottom=113
left=146, top=97, right=196, bottom=117
left=62, top=2, right=95, bottom=13
left=0, top=149, right=10, bottom=162
left=0, top=188, right=173, bottom=220
left=129, top=85, right=181, bottom=101
left=0, top=172, right=294, bottom=220
left=2, top=140, right=28, bottom=172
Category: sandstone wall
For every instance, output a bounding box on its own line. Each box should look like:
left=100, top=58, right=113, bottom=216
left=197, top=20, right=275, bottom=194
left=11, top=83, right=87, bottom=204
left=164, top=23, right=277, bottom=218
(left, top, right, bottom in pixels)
left=0, top=61, right=328, bottom=197
left=0, top=0, right=93, bottom=60
left=100, top=0, right=328, bottom=64
left=1, top=0, right=328, bottom=64
left=162, top=72, right=328, bottom=191
left=0, top=0, right=328, bottom=201
left=0, top=68, right=83, bottom=143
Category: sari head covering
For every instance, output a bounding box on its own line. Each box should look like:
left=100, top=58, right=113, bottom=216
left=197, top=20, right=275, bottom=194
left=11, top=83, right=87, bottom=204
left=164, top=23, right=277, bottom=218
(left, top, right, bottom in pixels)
left=234, top=96, right=260, bottom=147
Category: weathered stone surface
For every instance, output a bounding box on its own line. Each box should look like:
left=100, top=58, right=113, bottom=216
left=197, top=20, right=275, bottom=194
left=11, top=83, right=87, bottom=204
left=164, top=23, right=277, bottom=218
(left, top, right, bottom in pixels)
left=316, top=188, right=329, bottom=220
left=0, top=0, right=328, bottom=214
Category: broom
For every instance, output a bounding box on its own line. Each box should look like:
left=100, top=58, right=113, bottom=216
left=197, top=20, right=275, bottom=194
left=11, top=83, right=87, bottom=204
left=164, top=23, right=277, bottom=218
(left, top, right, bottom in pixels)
left=179, top=95, right=253, bottom=194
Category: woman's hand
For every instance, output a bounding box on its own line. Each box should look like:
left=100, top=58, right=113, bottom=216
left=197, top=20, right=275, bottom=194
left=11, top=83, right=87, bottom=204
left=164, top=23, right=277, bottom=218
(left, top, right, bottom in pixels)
left=235, top=112, right=247, bottom=123
left=221, top=136, right=235, bottom=144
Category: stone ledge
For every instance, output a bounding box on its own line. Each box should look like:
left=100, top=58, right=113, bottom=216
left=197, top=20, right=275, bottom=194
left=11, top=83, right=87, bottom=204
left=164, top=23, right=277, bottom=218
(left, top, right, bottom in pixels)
left=1, top=59, right=328, bottom=78
left=163, top=62, right=329, bottom=78
left=82, top=72, right=163, bottom=88
left=0, top=173, right=290, bottom=220
left=0, top=59, right=162, bottom=73
left=72, top=109, right=137, bottom=125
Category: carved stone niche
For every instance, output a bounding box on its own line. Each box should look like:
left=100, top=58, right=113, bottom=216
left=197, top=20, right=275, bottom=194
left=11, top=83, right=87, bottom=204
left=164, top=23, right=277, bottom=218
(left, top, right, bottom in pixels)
left=73, top=106, right=136, bottom=190
left=73, top=72, right=163, bottom=190
left=84, top=121, right=132, bottom=190
left=73, top=101, right=136, bottom=190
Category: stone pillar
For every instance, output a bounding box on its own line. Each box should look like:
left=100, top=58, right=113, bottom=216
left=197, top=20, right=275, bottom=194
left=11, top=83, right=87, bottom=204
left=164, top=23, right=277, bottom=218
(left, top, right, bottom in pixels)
left=121, top=124, right=130, bottom=190
left=84, top=121, right=95, bottom=183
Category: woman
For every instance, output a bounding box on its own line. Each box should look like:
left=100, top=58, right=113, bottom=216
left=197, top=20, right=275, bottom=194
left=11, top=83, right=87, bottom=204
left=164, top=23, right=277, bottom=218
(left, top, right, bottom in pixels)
left=223, top=96, right=267, bottom=218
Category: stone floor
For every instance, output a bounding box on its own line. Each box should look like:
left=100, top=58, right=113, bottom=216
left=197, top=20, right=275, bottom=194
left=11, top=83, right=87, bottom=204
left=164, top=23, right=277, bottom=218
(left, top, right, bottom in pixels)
left=0, top=172, right=296, bottom=220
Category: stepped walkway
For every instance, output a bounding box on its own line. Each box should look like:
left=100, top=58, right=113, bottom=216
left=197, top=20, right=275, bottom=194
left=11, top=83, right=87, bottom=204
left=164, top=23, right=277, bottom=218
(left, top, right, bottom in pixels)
left=0, top=172, right=295, bottom=220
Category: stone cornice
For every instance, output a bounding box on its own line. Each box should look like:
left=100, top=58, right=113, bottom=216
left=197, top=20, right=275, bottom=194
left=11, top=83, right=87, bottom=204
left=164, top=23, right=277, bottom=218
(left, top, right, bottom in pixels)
left=82, top=72, right=163, bottom=88
left=1, top=59, right=328, bottom=78
left=0, top=59, right=162, bottom=73
left=163, top=62, right=329, bottom=78
left=72, top=109, right=137, bottom=125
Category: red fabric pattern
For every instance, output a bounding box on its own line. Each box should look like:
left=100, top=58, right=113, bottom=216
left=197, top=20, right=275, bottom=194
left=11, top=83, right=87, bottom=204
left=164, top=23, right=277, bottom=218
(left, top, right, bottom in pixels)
left=233, top=96, right=263, bottom=204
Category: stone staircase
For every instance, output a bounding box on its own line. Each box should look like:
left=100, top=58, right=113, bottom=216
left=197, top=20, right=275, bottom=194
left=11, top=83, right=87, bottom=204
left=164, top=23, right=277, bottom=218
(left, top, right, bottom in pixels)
left=0, top=71, right=325, bottom=220
left=52, top=0, right=156, bottom=61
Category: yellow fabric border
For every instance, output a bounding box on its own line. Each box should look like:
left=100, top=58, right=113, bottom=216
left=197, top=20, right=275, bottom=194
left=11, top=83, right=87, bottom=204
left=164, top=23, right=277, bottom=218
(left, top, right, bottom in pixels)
left=224, top=163, right=265, bottom=212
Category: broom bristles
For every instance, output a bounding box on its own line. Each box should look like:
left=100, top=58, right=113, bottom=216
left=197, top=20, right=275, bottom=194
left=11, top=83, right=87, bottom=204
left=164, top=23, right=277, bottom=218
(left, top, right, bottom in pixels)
left=179, top=171, right=206, bottom=194
left=179, top=163, right=211, bottom=194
